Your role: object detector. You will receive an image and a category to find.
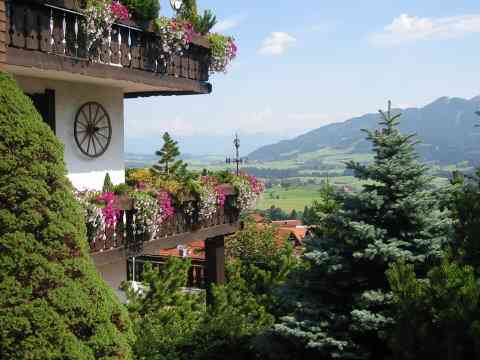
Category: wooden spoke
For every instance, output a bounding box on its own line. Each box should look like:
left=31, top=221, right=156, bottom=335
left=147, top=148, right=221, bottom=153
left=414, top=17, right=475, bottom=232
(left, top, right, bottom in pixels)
left=95, top=114, right=106, bottom=126
left=79, top=132, right=89, bottom=146
left=87, top=136, right=92, bottom=154
left=93, top=133, right=106, bottom=151
left=92, top=104, right=101, bottom=125
left=97, top=132, right=109, bottom=140
left=91, top=134, right=97, bottom=154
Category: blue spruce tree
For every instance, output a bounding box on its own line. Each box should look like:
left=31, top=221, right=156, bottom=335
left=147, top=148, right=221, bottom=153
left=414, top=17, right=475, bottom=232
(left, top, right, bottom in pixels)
left=273, top=101, right=450, bottom=360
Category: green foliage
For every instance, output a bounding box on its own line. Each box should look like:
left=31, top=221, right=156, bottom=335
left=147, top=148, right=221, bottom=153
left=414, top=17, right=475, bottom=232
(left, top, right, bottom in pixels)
left=178, top=0, right=198, bottom=22
left=113, top=183, right=131, bottom=196
left=441, top=169, right=480, bottom=272
left=192, top=9, right=217, bottom=35
left=124, top=259, right=203, bottom=359
left=0, top=73, right=133, bottom=358
left=225, top=220, right=298, bottom=316
left=152, top=132, right=186, bottom=177
left=124, top=256, right=273, bottom=360
left=272, top=102, right=450, bottom=360
left=102, top=172, right=114, bottom=193
left=388, top=259, right=480, bottom=359
left=208, top=33, right=232, bottom=59
left=193, top=265, right=274, bottom=360
left=122, top=0, right=160, bottom=21
left=264, top=205, right=290, bottom=221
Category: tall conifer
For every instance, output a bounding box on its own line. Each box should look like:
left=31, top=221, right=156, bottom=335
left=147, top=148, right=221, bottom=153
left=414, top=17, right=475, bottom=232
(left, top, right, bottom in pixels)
left=274, top=102, right=450, bottom=360
left=152, top=132, right=184, bottom=176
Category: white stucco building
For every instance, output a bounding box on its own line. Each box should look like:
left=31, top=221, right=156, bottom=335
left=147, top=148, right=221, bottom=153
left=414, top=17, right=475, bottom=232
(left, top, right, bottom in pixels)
left=15, top=75, right=126, bottom=189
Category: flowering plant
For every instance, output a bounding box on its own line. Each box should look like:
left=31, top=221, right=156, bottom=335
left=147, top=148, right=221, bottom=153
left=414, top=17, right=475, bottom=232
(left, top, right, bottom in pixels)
left=155, top=17, right=198, bottom=60
left=198, top=182, right=218, bottom=220
left=75, top=190, right=106, bottom=242
left=207, top=34, right=237, bottom=74
left=84, top=0, right=130, bottom=56
left=232, top=174, right=264, bottom=211
left=157, top=191, right=175, bottom=222
left=96, top=192, right=122, bottom=229
left=197, top=176, right=228, bottom=219
left=130, top=191, right=160, bottom=235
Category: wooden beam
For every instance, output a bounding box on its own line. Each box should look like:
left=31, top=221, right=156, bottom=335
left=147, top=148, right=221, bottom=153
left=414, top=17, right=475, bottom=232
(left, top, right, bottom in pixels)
left=91, top=222, right=239, bottom=267
left=6, top=47, right=212, bottom=95
left=205, top=235, right=226, bottom=304
left=124, top=86, right=212, bottom=98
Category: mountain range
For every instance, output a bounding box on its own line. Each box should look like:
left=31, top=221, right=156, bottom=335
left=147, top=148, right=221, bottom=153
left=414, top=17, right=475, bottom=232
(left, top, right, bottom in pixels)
left=248, top=96, right=480, bottom=165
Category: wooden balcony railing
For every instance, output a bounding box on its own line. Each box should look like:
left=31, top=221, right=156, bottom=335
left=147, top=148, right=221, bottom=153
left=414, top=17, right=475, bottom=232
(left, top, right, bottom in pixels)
left=89, top=187, right=239, bottom=257
left=6, top=0, right=210, bottom=87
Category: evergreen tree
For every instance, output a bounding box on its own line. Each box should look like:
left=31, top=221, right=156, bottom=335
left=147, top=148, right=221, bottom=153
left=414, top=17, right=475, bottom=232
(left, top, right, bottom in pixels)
left=290, top=209, right=298, bottom=220
left=124, top=259, right=203, bottom=359
left=193, top=264, right=274, bottom=360
left=388, top=259, right=480, bottom=360
left=384, top=168, right=480, bottom=360
left=124, top=256, right=273, bottom=360
left=178, top=0, right=198, bottom=22
left=121, top=0, right=160, bottom=21
left=273, top=101, right=450, bottom=360
left=225, top=220, right=298, bottom=316
left=102, top=172, right=114, bottom=193
left=442, top=169, right=480, bottom=272
left=152, top=132, right=184, bottom=176
left=0, top=73, right=133, bottom=358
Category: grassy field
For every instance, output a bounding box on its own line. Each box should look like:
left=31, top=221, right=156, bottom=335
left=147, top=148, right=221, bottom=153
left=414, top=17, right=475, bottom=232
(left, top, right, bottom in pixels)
left=257, top=185, right=323, bottom=212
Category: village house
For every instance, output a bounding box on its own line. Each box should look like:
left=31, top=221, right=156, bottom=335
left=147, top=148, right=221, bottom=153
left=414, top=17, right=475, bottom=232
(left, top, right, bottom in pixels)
left=0, top=0, right=239, bottom=296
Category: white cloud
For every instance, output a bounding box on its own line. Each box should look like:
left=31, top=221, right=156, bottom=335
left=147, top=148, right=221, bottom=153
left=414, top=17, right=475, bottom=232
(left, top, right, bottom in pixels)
left=212, top=18, right=241, bottom=32
left=258, top=32, right=296, bottom=55
left=370, top=13, right=480, bottom=46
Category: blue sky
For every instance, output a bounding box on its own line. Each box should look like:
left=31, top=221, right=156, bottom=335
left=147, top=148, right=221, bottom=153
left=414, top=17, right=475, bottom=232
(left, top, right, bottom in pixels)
left=125, top=0, right=480, bottom=153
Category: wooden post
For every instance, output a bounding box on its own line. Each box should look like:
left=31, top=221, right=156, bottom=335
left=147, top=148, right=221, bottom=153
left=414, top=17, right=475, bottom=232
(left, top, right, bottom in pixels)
left=205, top=235, right=225, bottom=304
left=0, top=0, right=6, bottom=70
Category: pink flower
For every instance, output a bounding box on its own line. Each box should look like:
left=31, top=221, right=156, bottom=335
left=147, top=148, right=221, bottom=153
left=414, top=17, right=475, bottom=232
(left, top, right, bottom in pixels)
left=215, top=185, right=227, bottom=207
left=136, top=181, right=147, bottom=190
left=228, top=39, right=238, bottom=58
left=110, top=1, right=129, bottom=21
left=157, top=191, right=175, bottom=221
left=97, top=192, right=121, bottom=229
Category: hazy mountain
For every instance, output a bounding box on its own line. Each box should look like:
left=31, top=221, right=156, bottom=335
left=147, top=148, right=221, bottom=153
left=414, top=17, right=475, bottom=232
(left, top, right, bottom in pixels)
left=249, top=96, right=480, bottom=165
left=126, top=132, right=286, bottom=157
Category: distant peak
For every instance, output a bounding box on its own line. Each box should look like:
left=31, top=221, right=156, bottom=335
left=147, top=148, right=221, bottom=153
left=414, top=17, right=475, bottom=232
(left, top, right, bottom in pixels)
left=428, top=96, right=450, bottom=106
left=470, top=95, right=480, bottom=103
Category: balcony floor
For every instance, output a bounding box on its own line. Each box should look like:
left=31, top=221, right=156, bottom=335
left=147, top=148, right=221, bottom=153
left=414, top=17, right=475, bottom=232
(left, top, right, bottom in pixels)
left=6, top=48, right=212, bottom=98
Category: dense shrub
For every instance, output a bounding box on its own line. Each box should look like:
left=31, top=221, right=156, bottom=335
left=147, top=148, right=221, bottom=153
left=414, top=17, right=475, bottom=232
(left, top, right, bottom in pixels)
left=124, top=257, right=273, bottom=360
left=0, top=73, right=134, bottom=359
left=122, top=0, right=160, bottom=22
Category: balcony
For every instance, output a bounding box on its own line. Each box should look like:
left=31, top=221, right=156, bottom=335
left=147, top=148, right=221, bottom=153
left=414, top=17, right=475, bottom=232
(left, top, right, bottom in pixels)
left=4, top=0, right=212, bottom=97
left=89, top=185, right=240, bottom=267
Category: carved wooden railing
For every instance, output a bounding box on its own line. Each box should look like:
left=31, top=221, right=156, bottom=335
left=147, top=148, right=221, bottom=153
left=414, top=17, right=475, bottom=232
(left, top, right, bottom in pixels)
left=127, top=255, right=206, bottom=289
left=89, top=187, right=239, bottom=256
left=6, top=0, right=210, bottom=82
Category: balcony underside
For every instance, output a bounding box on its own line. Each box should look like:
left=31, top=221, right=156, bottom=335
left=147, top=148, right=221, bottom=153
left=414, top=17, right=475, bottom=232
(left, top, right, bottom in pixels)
left=92, top=222, right=239, bottom=267
left=6, top=47, right=212, bottom=98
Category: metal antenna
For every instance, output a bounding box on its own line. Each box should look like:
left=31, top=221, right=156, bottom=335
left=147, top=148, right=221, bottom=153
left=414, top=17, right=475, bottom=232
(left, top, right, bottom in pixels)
left=226, top=133, right=246, bottom=175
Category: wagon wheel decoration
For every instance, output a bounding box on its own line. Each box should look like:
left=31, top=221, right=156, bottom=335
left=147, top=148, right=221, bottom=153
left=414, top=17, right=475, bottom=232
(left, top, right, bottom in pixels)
left=74, top=102, right=112, bottom=158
